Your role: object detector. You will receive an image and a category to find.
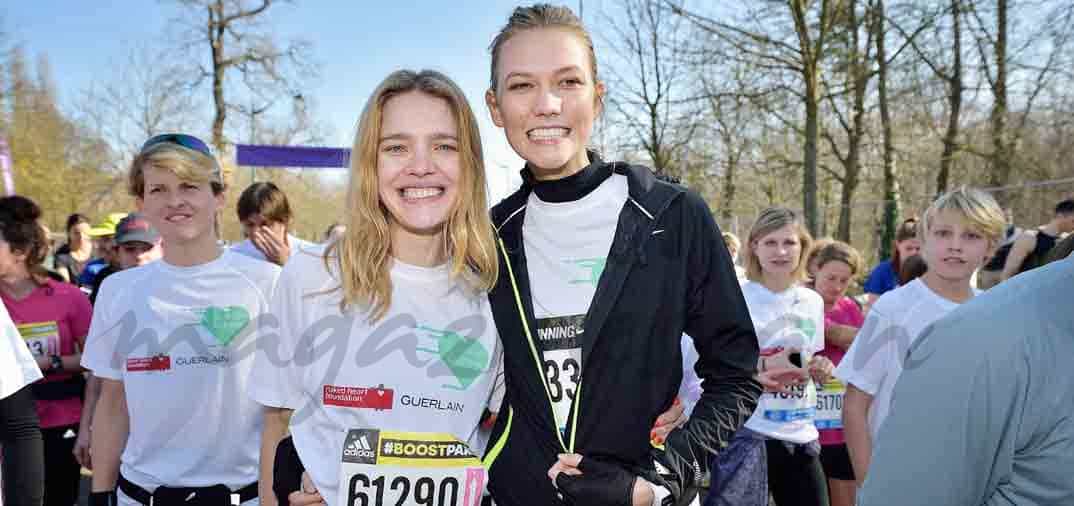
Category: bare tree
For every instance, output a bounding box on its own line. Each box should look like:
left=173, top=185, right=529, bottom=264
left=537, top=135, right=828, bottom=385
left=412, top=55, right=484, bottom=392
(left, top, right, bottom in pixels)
left=695, top=59, right=767, bottom=223
left=874, top=0, right=900, bottom=260
left=819, top=0, right=879, bottom=242
left=78, top=45, right=200, bottom=164
left=170, top=0, right=316, bottom=152
left=601, top=0, right=699, bottom=176
left=671, top=1, right=848, bottom=235
left=967, top=0, right=1074, bottom=206
left=888, top=1, right=964, bottom=194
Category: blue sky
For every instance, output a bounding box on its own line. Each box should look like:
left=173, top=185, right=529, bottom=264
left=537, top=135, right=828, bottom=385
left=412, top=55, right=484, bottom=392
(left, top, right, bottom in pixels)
left=4, top=1, right=600, bottom=200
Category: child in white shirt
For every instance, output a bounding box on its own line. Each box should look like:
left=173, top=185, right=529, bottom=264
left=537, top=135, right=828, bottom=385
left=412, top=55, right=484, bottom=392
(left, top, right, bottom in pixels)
left=836, top=186, right=1007, bottom=486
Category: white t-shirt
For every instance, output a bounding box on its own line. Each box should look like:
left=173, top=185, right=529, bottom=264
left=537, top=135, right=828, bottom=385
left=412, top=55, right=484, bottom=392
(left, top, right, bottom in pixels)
left=230, top=234, right=315, bottom=264
left=741, top=282, right=826, bottom=444
left=80, top=250, right=280, bottom=498
left=0, top=301, right=42, bottom=400
left=523, top=174, right=628, bottom=432
left=679, top=334, right=701, bottom=417
left=834, top=278, right=966, bottom=441
left=249, top=246, right=503, bottom=506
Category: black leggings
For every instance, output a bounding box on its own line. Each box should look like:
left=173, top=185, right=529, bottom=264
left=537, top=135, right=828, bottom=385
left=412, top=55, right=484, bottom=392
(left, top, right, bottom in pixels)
left=41, top=424, right=81, bottom=506
left=0, top=385, right=44, bottom=506
left=765, top=439, right=828, bottom=506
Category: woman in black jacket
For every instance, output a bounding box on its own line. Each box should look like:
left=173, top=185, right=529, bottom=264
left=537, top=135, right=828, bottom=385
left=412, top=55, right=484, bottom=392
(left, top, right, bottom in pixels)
left=481, top=5, right=768, bottom=505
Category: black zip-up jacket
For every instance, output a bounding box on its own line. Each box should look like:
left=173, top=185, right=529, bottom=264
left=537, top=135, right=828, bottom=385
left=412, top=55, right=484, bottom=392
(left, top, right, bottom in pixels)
left=483, top=159, right=761, bottom=506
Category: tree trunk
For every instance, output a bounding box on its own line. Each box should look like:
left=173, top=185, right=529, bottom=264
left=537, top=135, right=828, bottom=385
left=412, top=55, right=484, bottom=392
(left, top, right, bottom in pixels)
left=875, top=0, right=899, bottom=261
left=210, top=1, right=227, bottom=152
left=837, top=0, right=866, bottom=243
left=989, top=0, right=1010, bottom=205
left=803, top=63, right=820, bottom=235
left=937, top=0, right=963, bottom=195
left=722, top=150, right=738, bottom=222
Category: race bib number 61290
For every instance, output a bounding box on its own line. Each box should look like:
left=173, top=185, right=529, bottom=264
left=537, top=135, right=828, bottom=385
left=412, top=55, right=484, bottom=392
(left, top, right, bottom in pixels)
left=339, top=429, right=485, bottom=506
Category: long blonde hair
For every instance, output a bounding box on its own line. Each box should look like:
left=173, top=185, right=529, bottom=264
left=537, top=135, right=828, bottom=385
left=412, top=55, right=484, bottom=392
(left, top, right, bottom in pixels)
left=326, top=70, right=498, bottom=321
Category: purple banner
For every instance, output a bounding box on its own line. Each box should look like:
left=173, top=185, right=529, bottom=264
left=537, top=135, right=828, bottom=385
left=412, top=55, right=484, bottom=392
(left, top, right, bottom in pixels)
left=236, top=144, right=350, bottom=169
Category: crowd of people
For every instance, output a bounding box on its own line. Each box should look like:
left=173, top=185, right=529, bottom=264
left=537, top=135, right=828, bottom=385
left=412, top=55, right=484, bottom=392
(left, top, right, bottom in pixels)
left=1, top=4, right=1072, bottom=506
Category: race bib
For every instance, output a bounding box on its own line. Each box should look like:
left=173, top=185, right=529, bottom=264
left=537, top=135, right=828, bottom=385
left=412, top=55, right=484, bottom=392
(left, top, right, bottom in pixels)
left=338, top=429, right=485, bottom=506
left=536, top=315, right=583, bottom=432
left=19, top=321, right=60, bottom=358
left=762, top=381, right=817, bottom=423
left=814, top=379, right=846, bottom=430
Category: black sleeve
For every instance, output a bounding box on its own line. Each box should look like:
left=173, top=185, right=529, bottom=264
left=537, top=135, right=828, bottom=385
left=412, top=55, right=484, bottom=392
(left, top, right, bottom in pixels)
left=0, top=385, right=45, bottom=506
left=273, top=435, right=305, bottom=504
left=89, top=268, right=115, bottom=306
left=657, top=192, right=761, bottom=495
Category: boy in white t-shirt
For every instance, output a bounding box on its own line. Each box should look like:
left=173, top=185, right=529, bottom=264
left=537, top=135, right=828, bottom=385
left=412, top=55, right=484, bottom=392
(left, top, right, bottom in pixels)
left=835, top=186, right=1006, bottom=486
left=231, top=182, right=314, bottom=266
left=82, top=134, right=280, bottom=506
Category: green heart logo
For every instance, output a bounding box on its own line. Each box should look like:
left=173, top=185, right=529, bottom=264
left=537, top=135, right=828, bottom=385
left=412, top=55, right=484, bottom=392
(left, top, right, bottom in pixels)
left=417, top=326, right=490, bottom=390
left=201, top=306, right=250, bottom=346
left=797, top=318, right=816, bottom=339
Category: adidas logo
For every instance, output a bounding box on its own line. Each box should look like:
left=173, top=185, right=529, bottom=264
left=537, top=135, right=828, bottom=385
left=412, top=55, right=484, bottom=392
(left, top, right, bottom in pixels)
left=343, top=434, right=376, bottom=460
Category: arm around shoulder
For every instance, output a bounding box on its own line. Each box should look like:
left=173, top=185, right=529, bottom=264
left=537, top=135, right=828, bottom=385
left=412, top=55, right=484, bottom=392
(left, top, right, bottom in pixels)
left=1000, top=232, right=1036, bottom=281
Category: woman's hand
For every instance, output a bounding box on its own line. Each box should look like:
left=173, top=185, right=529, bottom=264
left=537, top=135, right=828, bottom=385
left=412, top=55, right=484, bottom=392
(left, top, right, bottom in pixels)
left=808, top=355, right=835, bottom=385
left=757, top=347, right=809, bottom=393
left=756, top=367, right=808, bottom=394
left=650, top=397, right=686, bottom=445
left=287, top=472, right=324, bottom=506
left=549, top=454, right=655, bottom=506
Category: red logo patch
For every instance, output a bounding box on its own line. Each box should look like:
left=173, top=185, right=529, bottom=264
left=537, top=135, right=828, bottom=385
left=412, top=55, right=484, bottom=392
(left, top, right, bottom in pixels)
left=323, top=384, right=394, bottom=410
left=126, top=356, right=171, bottom=372
left=759, top=346, right=786, bottom=357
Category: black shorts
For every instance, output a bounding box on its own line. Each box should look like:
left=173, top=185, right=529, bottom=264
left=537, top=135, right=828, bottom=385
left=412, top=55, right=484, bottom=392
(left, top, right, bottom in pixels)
left=820, top=444, right=855, bottom=481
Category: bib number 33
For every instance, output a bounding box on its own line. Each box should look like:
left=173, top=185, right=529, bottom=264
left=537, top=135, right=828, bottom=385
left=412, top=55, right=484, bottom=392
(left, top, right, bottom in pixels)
left=339, top=429, right=485, bottom=506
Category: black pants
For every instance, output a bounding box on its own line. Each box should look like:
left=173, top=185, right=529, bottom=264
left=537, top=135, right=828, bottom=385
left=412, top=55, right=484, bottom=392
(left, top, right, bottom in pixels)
left=765, top=439, right=828, bottom=506
left=41, top=424, right=81, bottom=506
left=0, top=385, right=45, bottom=506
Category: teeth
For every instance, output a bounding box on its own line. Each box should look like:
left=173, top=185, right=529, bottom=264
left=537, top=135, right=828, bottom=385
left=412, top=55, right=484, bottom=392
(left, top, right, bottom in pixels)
left=402, top=187, right=443, bottom=199
left=528, top=128, right=569, bottom=139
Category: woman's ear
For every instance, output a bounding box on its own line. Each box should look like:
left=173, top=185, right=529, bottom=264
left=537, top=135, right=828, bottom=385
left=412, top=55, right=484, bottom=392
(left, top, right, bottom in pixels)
left=486, top=89, right=505, bottom=128
left=594, top=81, right=607, bottom=116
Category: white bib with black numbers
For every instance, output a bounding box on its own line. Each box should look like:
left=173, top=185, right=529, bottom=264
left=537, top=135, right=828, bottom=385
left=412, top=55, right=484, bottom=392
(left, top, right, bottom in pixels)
left=337, top=429, right=486, bottom=506
left=814, top=379, right=846, bottom=430
left=523, top=174, right=629, bottom=433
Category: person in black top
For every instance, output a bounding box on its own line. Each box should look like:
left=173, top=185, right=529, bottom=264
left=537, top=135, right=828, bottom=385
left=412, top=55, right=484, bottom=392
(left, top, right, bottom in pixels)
left=1000, top=198, right=1074, bottom=282
left=53, top=214, right=93, bottom=284
left=480, top=5, right=776, bottom=505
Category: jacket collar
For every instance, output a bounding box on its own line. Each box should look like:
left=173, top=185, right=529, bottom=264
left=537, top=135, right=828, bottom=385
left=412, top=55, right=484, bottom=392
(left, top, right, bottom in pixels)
left=493, top=160, right=684, bottom=247
left=520, top=151, right=614, bottom=203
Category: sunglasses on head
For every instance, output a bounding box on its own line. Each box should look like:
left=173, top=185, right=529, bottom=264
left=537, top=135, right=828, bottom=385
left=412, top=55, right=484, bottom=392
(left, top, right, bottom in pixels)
left=140, top=134, right=213, bottom=158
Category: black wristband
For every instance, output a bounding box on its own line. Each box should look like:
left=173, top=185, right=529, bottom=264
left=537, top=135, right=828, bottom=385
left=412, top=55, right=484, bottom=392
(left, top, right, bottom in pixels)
left=50, top=354, right=63, bottom=373
left=89, top=491, right=118, bottom=506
